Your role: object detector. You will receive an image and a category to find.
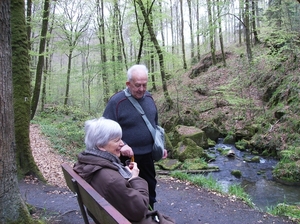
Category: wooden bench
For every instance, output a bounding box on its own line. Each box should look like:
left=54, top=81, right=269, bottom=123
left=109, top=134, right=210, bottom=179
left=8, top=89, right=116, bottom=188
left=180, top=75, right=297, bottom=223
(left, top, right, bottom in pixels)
left=61, top=163, right=131, bottom=224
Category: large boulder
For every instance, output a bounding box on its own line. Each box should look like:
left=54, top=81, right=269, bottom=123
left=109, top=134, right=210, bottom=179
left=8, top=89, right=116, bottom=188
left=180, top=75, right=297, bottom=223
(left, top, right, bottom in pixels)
left=176, top=138, right=205, bottom=162
left=201, top=123, right=222, bottom=141
left=173, top=125, right=208, bottom=148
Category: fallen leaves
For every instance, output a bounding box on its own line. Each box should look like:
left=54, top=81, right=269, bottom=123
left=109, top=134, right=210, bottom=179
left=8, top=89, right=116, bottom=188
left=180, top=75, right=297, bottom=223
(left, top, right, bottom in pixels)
left=30, top=124, right=71, bottom=188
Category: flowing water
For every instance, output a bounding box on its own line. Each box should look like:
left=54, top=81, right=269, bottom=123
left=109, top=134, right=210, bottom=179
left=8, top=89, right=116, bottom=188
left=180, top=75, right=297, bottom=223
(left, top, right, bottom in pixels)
left=205, top=139, right=300, bottom=211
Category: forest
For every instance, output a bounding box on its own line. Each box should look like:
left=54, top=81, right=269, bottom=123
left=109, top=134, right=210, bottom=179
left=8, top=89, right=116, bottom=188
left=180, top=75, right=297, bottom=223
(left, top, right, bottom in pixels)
left=1, top=0, right=300, bottom=223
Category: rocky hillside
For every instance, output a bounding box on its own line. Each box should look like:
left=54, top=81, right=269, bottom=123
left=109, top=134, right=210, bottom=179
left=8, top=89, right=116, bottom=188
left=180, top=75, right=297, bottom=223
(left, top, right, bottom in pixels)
left=152, top=44, right=300, bottom=184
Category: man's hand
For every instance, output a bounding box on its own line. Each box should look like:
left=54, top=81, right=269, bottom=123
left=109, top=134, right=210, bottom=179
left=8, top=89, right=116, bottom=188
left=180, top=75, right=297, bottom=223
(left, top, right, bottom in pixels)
left=120, top=144, right=134, bottom=158
left=162, top=149, right=168, bottom=159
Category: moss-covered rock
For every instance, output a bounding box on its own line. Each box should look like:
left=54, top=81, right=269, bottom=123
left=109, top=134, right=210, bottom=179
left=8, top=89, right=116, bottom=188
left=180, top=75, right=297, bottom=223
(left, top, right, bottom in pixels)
left=235, top=139, right=249, bottom=151
left=207, top=138, right=216, bottom=147
left=273, top=147, right=300, bottom=184
left=250, top=156, right=260, bottom=163
left=181, top=158, right=209, bottom=170
left=176, top=138, right=205, bottom=162
left=155, top=158, right=182, bottom=170
left=201, top=123, right=221, bottom=141
left=235, top=124, right=259, bottom=140
left=174, top=125, right=208, bottom=148
left=231, top=170, right=242, bottom=178
left=223, top=134, right=235, bottom=144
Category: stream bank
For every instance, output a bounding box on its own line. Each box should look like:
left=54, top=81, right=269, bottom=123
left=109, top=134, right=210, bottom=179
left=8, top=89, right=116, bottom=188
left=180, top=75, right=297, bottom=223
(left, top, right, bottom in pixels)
left=206, top=140, right=300, bottom=211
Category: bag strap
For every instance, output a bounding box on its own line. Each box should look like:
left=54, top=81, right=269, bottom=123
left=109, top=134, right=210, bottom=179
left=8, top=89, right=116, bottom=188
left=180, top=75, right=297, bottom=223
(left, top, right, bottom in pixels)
left=124, top=89, right=156, bottom=139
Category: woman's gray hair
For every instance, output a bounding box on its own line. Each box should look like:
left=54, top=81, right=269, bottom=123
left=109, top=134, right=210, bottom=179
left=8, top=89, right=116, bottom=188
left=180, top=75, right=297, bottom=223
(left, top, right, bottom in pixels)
left=127, top=64, right=148, bottom=81
left=84, top=117, right=122, bottom=150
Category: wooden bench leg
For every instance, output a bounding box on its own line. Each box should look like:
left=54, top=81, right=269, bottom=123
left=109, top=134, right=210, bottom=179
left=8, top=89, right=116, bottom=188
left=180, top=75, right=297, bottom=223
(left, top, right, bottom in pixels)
left=72, top=178, right=90, bottom=224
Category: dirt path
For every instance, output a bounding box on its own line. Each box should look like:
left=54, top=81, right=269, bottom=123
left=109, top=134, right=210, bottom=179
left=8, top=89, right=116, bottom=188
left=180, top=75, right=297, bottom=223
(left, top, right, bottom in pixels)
left=20, top=124, right=297, bottom=224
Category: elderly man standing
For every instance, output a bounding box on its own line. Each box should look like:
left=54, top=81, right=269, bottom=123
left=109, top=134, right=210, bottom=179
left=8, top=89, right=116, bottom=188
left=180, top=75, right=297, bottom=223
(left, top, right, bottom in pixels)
left=103, top=64, right=167, bottom=209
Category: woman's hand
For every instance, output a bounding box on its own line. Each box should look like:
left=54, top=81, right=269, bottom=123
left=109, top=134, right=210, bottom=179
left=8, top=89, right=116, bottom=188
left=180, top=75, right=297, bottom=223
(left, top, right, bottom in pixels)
left=120, top=144, right=134, bottom=157
left=127, top=162, right=139, bottom=179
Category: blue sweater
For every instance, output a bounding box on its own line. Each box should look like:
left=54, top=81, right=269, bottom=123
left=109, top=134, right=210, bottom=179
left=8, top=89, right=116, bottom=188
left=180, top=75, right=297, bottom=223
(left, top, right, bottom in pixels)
left=103, top=90, right=158, bottom=155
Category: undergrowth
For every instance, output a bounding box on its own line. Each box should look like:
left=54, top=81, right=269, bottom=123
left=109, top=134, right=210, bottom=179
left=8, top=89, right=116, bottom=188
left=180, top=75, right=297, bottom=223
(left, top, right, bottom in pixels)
left=32, top=105, right=89, bottom=160
left=170, top=171, right=253, bottom=207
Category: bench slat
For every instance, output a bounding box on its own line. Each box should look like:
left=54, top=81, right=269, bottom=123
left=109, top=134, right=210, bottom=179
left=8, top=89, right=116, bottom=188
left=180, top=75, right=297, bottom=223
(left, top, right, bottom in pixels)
left=61, top=163, right=131, bottom=224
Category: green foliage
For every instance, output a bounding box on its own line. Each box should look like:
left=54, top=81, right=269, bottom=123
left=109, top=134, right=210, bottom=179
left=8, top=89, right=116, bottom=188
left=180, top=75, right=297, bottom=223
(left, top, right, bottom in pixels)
left=267, top=203, right=300, bottom=222
left=228, top=184, right=253, bottom=208
left=170, top=171, right=223, bottom=193
left=231, top=170, right=242, bottom=178
left=32, top=106, right=90, bottom=161
left=181, top=158, right=208, bottom=170
left=235, top=139, right=249, bottom=151
left=273, top=147, right=300, bottom=184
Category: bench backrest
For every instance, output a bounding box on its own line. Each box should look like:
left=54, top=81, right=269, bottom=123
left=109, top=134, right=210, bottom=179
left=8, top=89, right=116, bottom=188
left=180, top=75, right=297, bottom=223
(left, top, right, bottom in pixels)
left=61, top=163, right=131, bottom=224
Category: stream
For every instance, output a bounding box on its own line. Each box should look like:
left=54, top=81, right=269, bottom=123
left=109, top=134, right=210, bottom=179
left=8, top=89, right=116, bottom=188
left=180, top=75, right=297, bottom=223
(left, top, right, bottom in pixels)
left=205, top=139, right=300, bottom=211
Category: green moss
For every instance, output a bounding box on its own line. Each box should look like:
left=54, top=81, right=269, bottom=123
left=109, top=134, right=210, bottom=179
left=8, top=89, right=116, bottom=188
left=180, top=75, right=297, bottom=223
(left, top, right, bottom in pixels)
left=235, top=139, right=249, bottom=151
left=181, top=158, right=209, bottom=170
left=273, top=146, right=300, bottom=184
left=223, top=134, right=235, bottom=144
left=268, top=203, right=300, bottom=222
left=156, top=159, right=182, bottom=170
left=208, top=138, right=216, bottom=147
left=250, top=156, right=260, bottom=163
left=231, top=170, right=242, bottom=178
left=177, top=138, right=205, bottom=162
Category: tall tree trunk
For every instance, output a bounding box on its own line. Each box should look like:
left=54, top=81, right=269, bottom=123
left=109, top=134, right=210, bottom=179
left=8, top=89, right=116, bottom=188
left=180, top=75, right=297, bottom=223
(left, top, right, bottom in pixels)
left=180, top=0, right=187, bottom=69
left=11, top=0, right=43, bottom=178
left=133, top=0, right=146, bottom=64
left=136, top=0, right=173, bottom=110
left=96, top=0, right=109, bottom=104
left=216, top=0, right=226, bottom=67
left=244, top=0, right=253, bottom=61
left=170, top=0, right=176, bottom=67
left=196, top=0, right=201, bottom=61
left=251, top=0, right=260, bottom=44
left=64, top=51, right=72, bottom=106
left=0, top=0, right=32, bottom=222
left=206, top=0, right=217, bottom=65
left=31, top=0, right=51, bottom=119
left=116, top=6, right=124, bottom=91
left=187, top=0, right=195, bottom=61
left=239, top=0, right=244, bottom=46
left=118, top=1, right=128, bottom=70
left=150, top=50, right=156, bottom=91
left=41, top=2, right=56, bottom=112
left=159, top=1, right=165, bottom=47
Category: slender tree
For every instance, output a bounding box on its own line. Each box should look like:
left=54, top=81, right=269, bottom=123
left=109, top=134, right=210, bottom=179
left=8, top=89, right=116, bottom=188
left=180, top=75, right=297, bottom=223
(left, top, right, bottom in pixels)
left=239, top=0, right=244, bottom=45
left=0, top=0, right=32, bottom=222
left=187, top=0, right=195, bottom=61
left=136, top=0, right=173, bottom=110
left=216, top=0, right=226, bottom=66
left=196, top=0, right=201, bottom=61
left=244, top=0, right=253, bottom=61
left=180, top=0, right=187, bottom=69
left=111, top=0, right=124, bottom=92
left=251, top=0, right=260, bottom=44
left=206, top=0, right=217, bottom=65
left=31, top=0, right=51, bottom=119
left=170, top=0, right=176, bottom=67
left=133, top=0, right=147, bottom=64
left=41, top=2, right=57, bottom=112
left=96, top=0, right=109, bottom=103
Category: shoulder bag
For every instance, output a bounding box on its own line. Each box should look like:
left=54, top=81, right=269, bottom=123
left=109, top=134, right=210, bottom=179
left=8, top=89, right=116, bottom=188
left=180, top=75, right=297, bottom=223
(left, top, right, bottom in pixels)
left=124, top=89, right=165, bottom=162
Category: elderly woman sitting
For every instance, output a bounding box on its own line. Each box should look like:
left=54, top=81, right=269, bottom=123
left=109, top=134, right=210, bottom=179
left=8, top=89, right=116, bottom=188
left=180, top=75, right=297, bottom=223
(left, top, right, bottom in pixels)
left=73, top=117, right=174, bottom=224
